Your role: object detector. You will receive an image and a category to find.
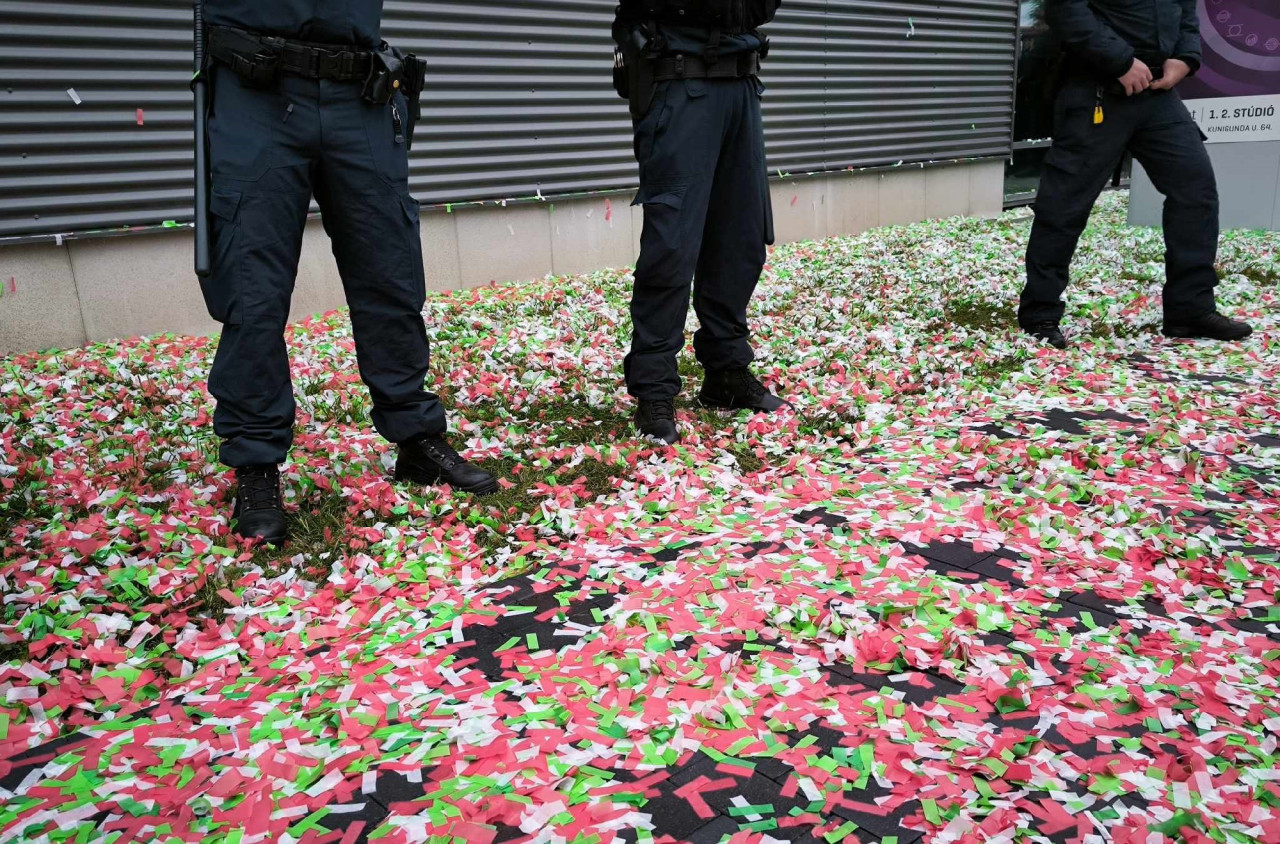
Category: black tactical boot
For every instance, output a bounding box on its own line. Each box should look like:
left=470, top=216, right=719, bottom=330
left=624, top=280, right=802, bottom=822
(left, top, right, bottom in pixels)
left=635, top=398, right=679, bottom=445
left=699, top=367, right=788, bottom=412
left=396, top=435, right=499, bottom=495
left=1163, top=312, right=1253, bottom=342
left=232, top=465, right=287, bottom=545
left=1024, top=321, right=1068, bottom=349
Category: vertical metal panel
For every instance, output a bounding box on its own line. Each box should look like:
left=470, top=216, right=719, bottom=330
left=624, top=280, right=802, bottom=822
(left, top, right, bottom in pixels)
left=0, top=0, right=1017, bottom=239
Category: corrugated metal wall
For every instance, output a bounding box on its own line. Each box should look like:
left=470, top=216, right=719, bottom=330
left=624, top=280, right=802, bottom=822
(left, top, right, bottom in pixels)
left=0, top=0, right=1017, bottom=240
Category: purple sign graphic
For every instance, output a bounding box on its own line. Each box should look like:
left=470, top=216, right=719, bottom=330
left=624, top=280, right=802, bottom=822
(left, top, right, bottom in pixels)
left=1181, top=0, right=1280, bottom=100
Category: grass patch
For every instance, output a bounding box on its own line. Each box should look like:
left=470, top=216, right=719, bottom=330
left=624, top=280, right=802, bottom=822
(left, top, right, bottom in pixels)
left=569, top=457, right=630, bottom=500
left=945, top=298, right=1016, bottom=332
left=195, top=571, right=235, bottom=624
left=731, top=444, right=766, bottom=474
left=972, top=355, right=1028, bottom=384
left=0, top=639, right=30, bottom=665
left=0, top=474, right=60, bottom=542
left=1238, top=265, right=1279, bottom=286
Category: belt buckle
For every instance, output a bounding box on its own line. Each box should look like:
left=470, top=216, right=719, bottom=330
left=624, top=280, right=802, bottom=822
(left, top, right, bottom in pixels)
left=674, top=54, right=685, bottom=78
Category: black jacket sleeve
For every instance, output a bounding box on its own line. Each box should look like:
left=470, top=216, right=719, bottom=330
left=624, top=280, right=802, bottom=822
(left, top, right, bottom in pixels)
left=1172, top=0, right=1202, bottom=73
left=747, top=0, right=781, bottom=28
left=1046, top=0, right=1136, bottom=80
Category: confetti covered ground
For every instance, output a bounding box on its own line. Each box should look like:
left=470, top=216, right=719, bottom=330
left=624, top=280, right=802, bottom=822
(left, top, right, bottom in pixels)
left=2, top=192, right=1280, bottom=844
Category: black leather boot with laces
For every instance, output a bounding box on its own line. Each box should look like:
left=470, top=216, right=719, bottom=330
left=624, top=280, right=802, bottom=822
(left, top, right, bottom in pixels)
left=699, top=367, right=788, bottom=412
left=636, top=398, right=679, bottom=445
left=232, top=465, right=287, bottom=545
left=396, top=436, right=499, bottom=494
left=1163, top=311, right=1253, bottom=342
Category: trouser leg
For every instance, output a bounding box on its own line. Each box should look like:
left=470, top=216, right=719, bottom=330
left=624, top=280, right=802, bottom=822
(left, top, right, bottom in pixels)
left=1020, top=83, right=1133, bottom=327
left=1128, top=93, right=1221, bottom=322
left=692, top=78, right=771, bottom=372
left=312, top=81, right=446, bottom=443
left=205, top=66, right=313, bottom=468
left=625, top=78, right=724, bottom=400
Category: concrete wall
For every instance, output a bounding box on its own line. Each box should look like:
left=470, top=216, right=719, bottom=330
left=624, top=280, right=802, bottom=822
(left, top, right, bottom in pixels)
left=0, top=159, right=1005, bottom=356
left=1129, top=141, right=1280, bottom=231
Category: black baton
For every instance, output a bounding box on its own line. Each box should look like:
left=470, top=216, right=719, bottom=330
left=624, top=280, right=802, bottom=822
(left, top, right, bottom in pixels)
left=193, top=0, right=211, bottom=278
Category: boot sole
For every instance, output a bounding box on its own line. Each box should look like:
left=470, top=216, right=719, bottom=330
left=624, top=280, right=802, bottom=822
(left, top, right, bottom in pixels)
left=638, top=431, right=680, bottom=446
left=233, top=527, right=287, bottom=547
left=1162, top=328, right=1253, bottom=341
left=394, top=467, right=500, bottom=496
left=698, top=395, right=789, bottom=413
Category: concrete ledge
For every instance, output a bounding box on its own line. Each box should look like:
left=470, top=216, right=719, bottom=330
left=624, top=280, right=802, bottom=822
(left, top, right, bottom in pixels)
left=0, top=243, right=85, bottom=355
left=1, top=159, right=1007, bottom=355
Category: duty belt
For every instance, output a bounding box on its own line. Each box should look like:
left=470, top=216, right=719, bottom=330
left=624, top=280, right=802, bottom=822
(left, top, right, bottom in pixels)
left=207, top=25, right=373, bottom=84
left=652, top=51, right=761, bottom=82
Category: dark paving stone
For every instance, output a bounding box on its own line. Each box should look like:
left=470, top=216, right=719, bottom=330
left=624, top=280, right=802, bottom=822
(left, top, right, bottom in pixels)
left=777, top=720, right=851, bottom=756
left=368, top=770, right=429, bottom=809
left=825, top=667, right=877, bottom=692
left=968, top=555, right=1027, bottom=587
left=6, top=731, right=90, bottom=766
left=906, top=539, right=994, bottom=569
left=793, top=508, right=849, bottom=529
left=971, top=423, right=1016, bottom=440
left=831, top=778, right=924, bottom=840
left=752, top=824, right=827, bottom=843
left=687, top=815, right=742, bottom=843
left=980, top=630, right=1016, bottom=649
left=1035, top=598, right=1121, bottom=631
left=563, top=592, right=620, bottom=627
left=1229, top=616, right=1280, bottom=642
left=701, top=770, right=807, bottom=818
left=950, top=480, right=990, bottom=491
left=1055, top=408, right=1145, bottom=433
left=645, top=788, right=726, bottom=840
left=1185, top=372, right=1248, bottom=386
left=0, top=732, right=93, bottom=792
left=316, top=801, right=389, bottom=843
left=753, top=755, right=795, bottom=784
left=493, top=824, right=526, bottom=842
left=1254, top=435, right=1280, bottom=449
left=653, top=545, right=690, bottom=563
left=455, top=619, right=557, bottom=682
left=919, top=558, right=985, bottom=583
left=739, top=539, right=786, bottom=560
left=827, top=665, right=963, bottom=707
left=1064, top=589, right=1169, bottom=623
left=667, top=751, right=721, bottom=789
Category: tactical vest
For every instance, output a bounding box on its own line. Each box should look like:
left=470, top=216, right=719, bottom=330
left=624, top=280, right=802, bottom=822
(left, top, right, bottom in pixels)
left=616, top=0, right=780, bottom=34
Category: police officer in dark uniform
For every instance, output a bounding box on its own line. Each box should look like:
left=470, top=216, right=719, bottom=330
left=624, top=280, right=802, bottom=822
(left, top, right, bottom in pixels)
left=1020, top=0, right=1253, bottom=349
left=613, top=0, right=787, bottom=444
left=200, top=1, right=498, bottom=544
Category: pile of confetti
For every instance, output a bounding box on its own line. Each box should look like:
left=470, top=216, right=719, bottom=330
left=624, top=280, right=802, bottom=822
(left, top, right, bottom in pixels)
left=2, top=192, right=1279, bottom=844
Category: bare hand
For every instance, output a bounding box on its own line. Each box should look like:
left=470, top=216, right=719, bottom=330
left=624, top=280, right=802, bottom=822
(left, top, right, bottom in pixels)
left=1150, top=58, right=1192, bottom=91
left=1118, top=59, right=1153, bottom=96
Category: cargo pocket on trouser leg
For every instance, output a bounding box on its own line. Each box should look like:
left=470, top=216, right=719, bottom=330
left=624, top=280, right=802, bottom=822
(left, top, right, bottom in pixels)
left=399, top=191, right=427, bottom=311
left=633, top=184, right=689, bottom=282
left=763, top=178, right=776, bottom=246
left=203, top=188, right=243, bottom=324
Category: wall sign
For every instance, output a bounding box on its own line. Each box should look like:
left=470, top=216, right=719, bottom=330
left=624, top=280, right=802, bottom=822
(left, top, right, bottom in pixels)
left=1182, top=0, right=1280, bottom=144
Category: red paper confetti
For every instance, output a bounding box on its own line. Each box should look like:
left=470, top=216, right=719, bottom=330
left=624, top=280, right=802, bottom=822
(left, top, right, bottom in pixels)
left=0, top=193, right=1277, bottom=843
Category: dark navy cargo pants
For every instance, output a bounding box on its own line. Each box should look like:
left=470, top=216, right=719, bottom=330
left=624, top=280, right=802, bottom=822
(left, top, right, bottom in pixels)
left=204, top=65, right=446, bottom=468
left=626, top=76, right=775, bottom=401
left=1021, top=79, right=1220, bottom=327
